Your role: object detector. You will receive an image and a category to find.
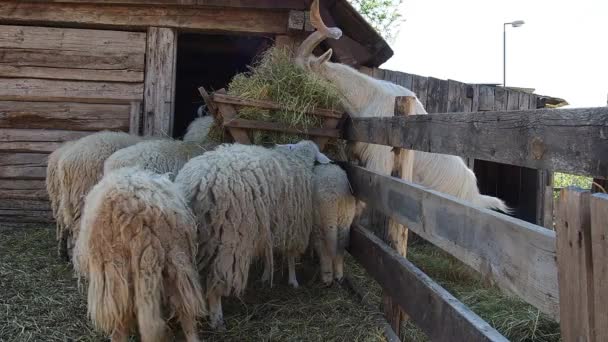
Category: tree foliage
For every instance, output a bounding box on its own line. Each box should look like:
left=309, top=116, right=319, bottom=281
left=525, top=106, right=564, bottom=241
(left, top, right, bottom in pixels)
left=347, top=0, right=405, bottom=42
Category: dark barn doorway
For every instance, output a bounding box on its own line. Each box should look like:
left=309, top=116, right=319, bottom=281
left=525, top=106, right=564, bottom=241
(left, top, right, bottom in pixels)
left=173, top=33, right=272, bottom=138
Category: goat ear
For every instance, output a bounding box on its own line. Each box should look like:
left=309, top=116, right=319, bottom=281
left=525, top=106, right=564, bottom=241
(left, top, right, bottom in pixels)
left=312, top=49, right=332, bottom=69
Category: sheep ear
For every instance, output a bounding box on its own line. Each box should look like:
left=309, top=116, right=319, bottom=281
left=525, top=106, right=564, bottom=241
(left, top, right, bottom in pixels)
left=312, top=49, right=332, bottom=68
left=315, top=151, right=331, bottom=164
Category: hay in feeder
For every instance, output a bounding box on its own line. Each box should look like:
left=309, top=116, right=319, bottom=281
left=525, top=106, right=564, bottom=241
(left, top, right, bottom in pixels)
left=217, top=47, right=344, bottom=146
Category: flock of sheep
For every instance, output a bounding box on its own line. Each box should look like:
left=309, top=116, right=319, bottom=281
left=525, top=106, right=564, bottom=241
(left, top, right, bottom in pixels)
left=43, top=1, right=509, bottom=341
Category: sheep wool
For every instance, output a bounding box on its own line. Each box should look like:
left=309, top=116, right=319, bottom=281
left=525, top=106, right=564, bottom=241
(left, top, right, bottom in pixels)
left=74, top=167, right=205, bottom=342
left=312, top=163, right=356, bottom=285
left=46, top=140, right=75, bottom=256
left=175, top=140, right=322, bottom=329
left=56, top=131, right=142, bottom=259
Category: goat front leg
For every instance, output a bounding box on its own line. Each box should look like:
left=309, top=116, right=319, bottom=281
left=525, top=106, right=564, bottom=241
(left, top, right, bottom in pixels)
left=207, top=288, right=226, bottom=331
left=288, top=255, right=299, bottom=288
left=179, top=313, right=201, bottom=342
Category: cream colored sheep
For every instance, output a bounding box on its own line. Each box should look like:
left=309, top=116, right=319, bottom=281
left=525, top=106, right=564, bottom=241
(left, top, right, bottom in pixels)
left=312, top=163, right=356, bottom=285
left=74, top=167, right=205, bottom=342
left=56, top=131, right=142, bottom=259
left=175, top=140, right=329, bottom=329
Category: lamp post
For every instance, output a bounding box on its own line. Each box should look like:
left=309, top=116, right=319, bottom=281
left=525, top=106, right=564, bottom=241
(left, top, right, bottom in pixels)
left=503, top=20, right=525, bottom=87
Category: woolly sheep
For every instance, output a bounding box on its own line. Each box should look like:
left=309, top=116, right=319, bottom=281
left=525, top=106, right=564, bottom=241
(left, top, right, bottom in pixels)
left=46, top=140, right=75, bottom=258
left=56, top=131, right=142, bottom=260
left=312, top=163, right=356, bottom=285
left=73, top=167, right=205, bottom=342
left=175, top=140, right=329, bottom=329
left=295, top=0, right=509, bottom=213
left=104, top=116, right=217, bottom=178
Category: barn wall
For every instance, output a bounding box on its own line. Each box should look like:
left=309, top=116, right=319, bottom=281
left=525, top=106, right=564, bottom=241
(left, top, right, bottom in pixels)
left=0, top=25, right=146, bottom=225
left=359, top=66, right=552, bottom=226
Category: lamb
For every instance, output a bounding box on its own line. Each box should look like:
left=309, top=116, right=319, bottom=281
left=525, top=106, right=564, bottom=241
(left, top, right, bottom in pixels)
left=104, top=116, right=217, bottom=178
left=73, top=167, right=205, bottom=342
left=312, top=163, right=356, bottom=285
left=46, top=140, right=75, bottom=258
left=175, top=140, right=329, bottom=329
left=295, top=0, right=508, bottom=213
left=56, top=131, right=143, bottom=259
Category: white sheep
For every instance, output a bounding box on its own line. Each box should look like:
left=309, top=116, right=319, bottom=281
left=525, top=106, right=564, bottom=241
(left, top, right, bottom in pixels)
left=73, top=167, right=205, bottom=342
left=175, top=140, right=329, bottom=329
left=312, top=163, right=356, bottom=285
left=104, top=116, right=217, bottom=178
left=56, top=131, right=143, bottom=259
left=295, top=0, right=509, bottom=213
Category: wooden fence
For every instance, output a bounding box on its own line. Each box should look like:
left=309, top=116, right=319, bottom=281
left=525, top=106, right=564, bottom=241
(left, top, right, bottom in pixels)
left=342, top=96, right=608, bottom=341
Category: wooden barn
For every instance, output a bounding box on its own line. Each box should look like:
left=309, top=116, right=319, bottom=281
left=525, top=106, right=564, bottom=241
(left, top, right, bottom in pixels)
left=0, top=0, right=559, bottom=227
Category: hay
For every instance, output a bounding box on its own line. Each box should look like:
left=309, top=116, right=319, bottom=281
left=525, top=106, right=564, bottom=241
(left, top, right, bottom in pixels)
left=214, top=47, right=343, bottom=146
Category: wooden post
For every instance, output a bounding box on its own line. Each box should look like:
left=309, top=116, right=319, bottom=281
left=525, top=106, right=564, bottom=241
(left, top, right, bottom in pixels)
left=591, top=193, right=608, bottom=342
left=143, top=27, right=177, bottom=137
left=555, top=187, right=595, bottom=342
left=129, top=101, right=142, bottom=135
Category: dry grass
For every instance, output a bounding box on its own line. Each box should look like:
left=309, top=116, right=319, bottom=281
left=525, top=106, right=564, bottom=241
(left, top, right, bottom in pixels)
left=0, top=225, right=386, bottom=342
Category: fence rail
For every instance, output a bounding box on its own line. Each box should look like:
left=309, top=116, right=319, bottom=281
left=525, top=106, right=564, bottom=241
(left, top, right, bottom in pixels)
left=342, top=106, right=608, bottom=178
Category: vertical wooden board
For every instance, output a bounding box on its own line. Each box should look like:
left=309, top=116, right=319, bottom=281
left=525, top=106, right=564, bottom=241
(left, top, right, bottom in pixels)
left=591, top=193, right=608, bottom=342
left=478, top=86, right=495, bottom=111
left=543, top=171, right=554, bottom=229
left=494, top=87, right=507, bottom=111
left=518, top=92, right=530, bottom=109
left=530, top=94, right=539, bottom=109
left=447, top=80, right=467, bottom=112
left=556, top=187, right=594, bottom=342
left=397, top=72, right=413, bottom=90
left=411, top=75, right=428, bottom=108
left=144, top=27, right=177, bottom=137
left=470, top=84, right=480, bottom=112
left=506, top=90, right=520, bottom=110
left=129, top=101, right=142, bottom=135
left=426, top=77, right=448, bottom=113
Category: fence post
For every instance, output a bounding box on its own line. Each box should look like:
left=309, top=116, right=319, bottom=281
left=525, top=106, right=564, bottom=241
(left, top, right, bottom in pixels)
left=591, top=193, right=608, bottom=341
left=555, top=187, right=595, bottom=342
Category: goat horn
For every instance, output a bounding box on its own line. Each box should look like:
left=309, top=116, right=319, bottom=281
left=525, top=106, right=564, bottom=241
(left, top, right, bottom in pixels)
left=310, top=0, right=342, bottom=40
left=295, top=0, right=342, bottom=68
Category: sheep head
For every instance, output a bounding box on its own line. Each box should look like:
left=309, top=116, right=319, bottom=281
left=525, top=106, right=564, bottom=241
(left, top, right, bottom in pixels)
left=295, top=0, right=342, bottom=72
left=276, top=140, right=331, bottom=165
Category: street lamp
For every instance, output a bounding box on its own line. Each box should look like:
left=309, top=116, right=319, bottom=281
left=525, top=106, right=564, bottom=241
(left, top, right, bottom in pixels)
left=503, top=20, right=525, bottom=87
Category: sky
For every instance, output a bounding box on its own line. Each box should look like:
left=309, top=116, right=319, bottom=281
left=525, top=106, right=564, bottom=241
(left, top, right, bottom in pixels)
left=381, top=0, right=608, bottom=108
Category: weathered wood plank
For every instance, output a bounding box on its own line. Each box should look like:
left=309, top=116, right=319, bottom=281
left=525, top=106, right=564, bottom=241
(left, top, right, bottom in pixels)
left=411, top=75, right=428, bottom=108
left=0, top=153, right=47, bottom=179
left=0, top=209, right=53, bottom=223
left=506, top=90, right=520, bottom=110
left=0, top=25, right=146, bottom=54
left=0, top=2, right=289, bottom=34
left=426, top=77, right=448, bottom=113
left=0, top=198, right=51, bottom=211
left=342, top=107, right=608, bottom=178
left=129, top=101, right=142, bottom=135
left=447, top=80, right=470, bottom=112
left=0, top=101, right=130, bottom=131
left=0, top=179, right=48, bottom=200
left=224, top=119, right=340, bottom=138
left=212, top=89, right=250, bottom=144
left=591, top=193, right=608, bottom=342
left=17, top=0, right=307, bottom=10
left=555, top=187, right=594, bottom=341
left=0, top=78, right=143, bottom=103
left=478, top=86, right=495, bottom=111
left=0, top=129, right=90, bottom=153
left=348, top=225, right=508, bottom=342
left=494, top=87, right=507, bottom=111
left=342, top=163, right=560, bottom=318
left=143, top=27, right=177, bottom=137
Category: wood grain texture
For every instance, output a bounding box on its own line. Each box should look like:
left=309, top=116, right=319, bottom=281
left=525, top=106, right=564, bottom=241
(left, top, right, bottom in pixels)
left=224, top=119, right=340, bottom=138
left=425, top=77, right=448, bottom=114
left=342, top=163, right=560, bottom=319
left=0, top=2, right=289, bottom=34
left=0, top=129, right=90, bottom=153
left=0, top=101, right=130, bottom=131
left=478, top=86, right=495, bottom=111
left=348, top=225, right=508, bottom=342
left=0, top=180, right=47, bottom=200
left=143, top=27, right=177, bottom=137
left=342, top=107, right=608, bottom=178
left=0, top=209, right=53, bottom=223
left=0, top=153, right=47, bottom=179
left=14, top=0, right=307, bottom=9
left=129, top=101, right=142, bottom=135
left=591, top=193, right=608, bottom=342
left=555, top=187, right=594, bottom=341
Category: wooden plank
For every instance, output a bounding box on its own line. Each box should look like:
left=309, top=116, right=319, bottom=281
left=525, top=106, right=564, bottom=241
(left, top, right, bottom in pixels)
left=0, top=198, right=51, bottom=211
left=143, top=27, right=177, bottom=137
left=478, top=86, right=495, bottom=111
left=506, top=90, right=520, bottom=110
left=470, top=85, right=480, bottom=112
left=494, top=87, right=507, bottom=111
left=542, top=171, right=554, bottom=229
left=0, top=153, right=47, bottom=179
left=211, top=93, right=344, bottom=119
left=0, top=78, right=143, bottom=103
left=312, top=117, right=340, bottom=151
left=348, top=225, right=508, bottom=342
left=212, top=89, right=250, bottom=144
left=342, top=163, right=560, bottom=318
left=411, top=75, right=428, bottom=108
left=447, top=80, right=469, bottom=112
left=342, top=106, right=608, bottom=179
left=591, top=193, right=608, bottom=342
left=0, top=209, right=53, bottom=223
left=0, top=101, right=130, bottom=131
left=0, top=48, right=144, bottom=82
left=224, top=119, right=340, bottom=138
left=0, top=129, right=90, bottom=153
left=15, top=0, right=308, bottom=10
left=519, top=92, right=531, bottom=110
left=0, top=25, right=146, bottom=54
left=0, top=179, right=48, bottom=200
left=0, top=2, right=289, bottom=35
left=555, top=187, right=594, bottom=341
left=425, top=77, right=448, bottom=113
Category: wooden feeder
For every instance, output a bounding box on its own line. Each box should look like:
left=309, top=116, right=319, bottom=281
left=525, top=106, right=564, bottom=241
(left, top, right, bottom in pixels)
left=198, top=87, right=345, bottom=150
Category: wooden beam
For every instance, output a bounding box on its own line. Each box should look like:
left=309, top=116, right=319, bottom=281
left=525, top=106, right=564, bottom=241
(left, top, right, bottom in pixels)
left=342, top=163, right=560, bottom=319
left=0, top=180, right=47, bottom=201
left=15, top=0, right=308, bottom=9
left=555, top=187, right=594, bottom=341
left=342, top=107, right=608, bottom=179
left=0, top=153, right=47, bottom=179
left=143, top=27, right=177, bottom=137
left=0, top=2, right=289, bottom=35
left=591, top=193, right=608, bottom=342
left=0, top=101, right=131, bottom=131
left=0, top=129, right=91, bottom=153
left=211, top=93, right=344, bottom=119
left=348, top=225, right=508, bottom=342
left=224, top=119, right=340, bottom=138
